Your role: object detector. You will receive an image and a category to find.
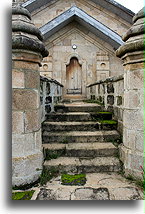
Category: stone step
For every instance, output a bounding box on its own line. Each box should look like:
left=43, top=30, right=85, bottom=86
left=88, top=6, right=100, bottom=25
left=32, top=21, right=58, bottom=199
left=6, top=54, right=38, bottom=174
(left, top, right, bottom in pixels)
left=46, top=112, right=92, bottom=122
left=43, top=142, right=118, bottom=158
left=91, top=112, right=113, bottom=120
left=42, top=130, right=120, bottom=144
left=43, top=120, right=117, bottom=132
left=44, top=156, right=121, bottom=173
left=55, top=103, right=102, bottom=113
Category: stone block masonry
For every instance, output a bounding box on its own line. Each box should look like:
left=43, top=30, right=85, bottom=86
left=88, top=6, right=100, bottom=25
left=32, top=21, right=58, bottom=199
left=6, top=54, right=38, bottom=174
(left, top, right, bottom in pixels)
left=12, top=5, right=48, bottom=186
left=116, top=7, right=144, bottom=179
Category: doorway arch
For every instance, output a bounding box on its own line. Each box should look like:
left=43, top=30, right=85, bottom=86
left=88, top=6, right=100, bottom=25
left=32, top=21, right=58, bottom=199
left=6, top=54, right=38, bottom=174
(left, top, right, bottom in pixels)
left=66, top=57, right=82, bottom=94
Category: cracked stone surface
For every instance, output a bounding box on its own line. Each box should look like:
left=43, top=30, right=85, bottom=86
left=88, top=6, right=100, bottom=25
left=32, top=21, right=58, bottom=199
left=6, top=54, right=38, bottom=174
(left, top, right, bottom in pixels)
left=31, top=173, right=143, bottom=200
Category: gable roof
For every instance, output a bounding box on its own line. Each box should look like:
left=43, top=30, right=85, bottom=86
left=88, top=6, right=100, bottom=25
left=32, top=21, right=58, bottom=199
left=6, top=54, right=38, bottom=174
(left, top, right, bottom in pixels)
left=22, top=0, right=134, bottom=24
left=39, top=6, right=124, bottom=50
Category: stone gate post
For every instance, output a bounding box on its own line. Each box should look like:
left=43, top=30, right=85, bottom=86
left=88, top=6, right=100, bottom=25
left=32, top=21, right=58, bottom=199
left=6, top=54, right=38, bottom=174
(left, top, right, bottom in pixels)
left=116, top=8, right=144, bottom=179
left=12, top=5, right=48, bottom=186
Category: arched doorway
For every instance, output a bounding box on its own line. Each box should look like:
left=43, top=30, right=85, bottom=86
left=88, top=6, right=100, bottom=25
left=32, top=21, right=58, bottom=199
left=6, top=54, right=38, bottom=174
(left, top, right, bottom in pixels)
left=66, top=57, right=82, bottom=94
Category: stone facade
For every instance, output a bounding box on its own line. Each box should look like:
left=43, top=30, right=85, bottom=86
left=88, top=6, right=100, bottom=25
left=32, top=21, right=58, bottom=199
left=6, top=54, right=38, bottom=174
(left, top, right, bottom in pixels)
left=20, top=0, right=134, bottom=99
left=12, top=5, right=48, bottom=186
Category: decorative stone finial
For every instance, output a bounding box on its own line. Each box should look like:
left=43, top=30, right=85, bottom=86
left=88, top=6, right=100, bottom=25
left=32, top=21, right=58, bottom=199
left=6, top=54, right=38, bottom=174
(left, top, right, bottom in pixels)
left=116, top=7, right=144, bottom=57
left=12, top=5, right=48, bottom=58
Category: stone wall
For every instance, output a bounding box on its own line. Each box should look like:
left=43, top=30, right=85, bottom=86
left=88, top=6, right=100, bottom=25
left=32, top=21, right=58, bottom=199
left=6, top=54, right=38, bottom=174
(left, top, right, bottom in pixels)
left=87, top=75, right=124, bottom=134
left=12, top=5, right=48, bottom=186
left=116, top=8, right=144, bottom=179
left=27, top=0, right=132, bottom=99
left=40, top=76, right=63, bottom=122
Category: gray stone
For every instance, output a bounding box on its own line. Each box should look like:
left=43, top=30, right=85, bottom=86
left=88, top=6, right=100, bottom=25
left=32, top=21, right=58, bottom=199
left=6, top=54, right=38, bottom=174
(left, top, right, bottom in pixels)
left=36, top=188, right=56, bottom=200
left=72, top=187, right=110, bottom=200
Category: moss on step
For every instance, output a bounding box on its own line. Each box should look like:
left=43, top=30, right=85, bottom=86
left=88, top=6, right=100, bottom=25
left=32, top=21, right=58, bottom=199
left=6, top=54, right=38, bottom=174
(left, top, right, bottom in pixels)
left=61, top=174, right=86, bottom=186
left=91, top=112, right=112, bottom=121
left=59, top=139, right=68, bottom=144
left=98, top=112, right=112, bottom=115
left=44, top=149, right=66, bottom=160
left=100, top=120, right=117, bottom=125
left=40, top=167, right=59, bottom=186
left=12, top=190, right=35, bottom=200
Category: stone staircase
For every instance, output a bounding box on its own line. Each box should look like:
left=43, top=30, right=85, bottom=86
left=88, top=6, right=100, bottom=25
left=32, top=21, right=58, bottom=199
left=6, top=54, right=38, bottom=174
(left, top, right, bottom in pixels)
left=42, top=102, right=122, bottom=174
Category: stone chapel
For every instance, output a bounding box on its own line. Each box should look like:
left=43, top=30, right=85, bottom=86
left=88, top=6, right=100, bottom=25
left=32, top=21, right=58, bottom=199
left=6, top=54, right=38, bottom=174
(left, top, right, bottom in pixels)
left=16, top=0, right=134, bottom=99
left=12, top=0, right=144, bottom=195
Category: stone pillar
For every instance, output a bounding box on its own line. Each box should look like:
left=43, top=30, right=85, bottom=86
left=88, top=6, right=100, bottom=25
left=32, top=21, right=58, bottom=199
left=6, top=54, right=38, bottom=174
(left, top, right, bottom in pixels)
left=116, top=8, right=144, bottom=179
left=12, top=6, right=48, bottom=186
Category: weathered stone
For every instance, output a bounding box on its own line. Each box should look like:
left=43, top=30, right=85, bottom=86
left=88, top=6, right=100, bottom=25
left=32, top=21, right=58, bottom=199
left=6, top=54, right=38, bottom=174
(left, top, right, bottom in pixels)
left=44, top=156, right=121, bottom=173
left=111, top=187, right=141, bottom=200
left=43, top=130, right=120, bottom=144
left=24, top=110, right=40, bottom=133
left=12, top=70, right=25, bottom=88
left=25, top=71, right=40, bottom=89
left=135, top=131, right=144, bottom=152
left=12, top=89, right=39, bottom=110
left=12, top=133, right=36, bottom=156
left=12, top=111, right=24, bottom=134
left=124, top=91, right=140, bottom=109
left=13, top=60, right=39, bottom=71
left=72, top=187, right=110, bottom=200
left=123, top=110, right=143, bottom=131
left=12, top=151, right=43, bottom=186
left=36, top=188, right=56, bottom=200
left=126, top=69, right=144, bottom=90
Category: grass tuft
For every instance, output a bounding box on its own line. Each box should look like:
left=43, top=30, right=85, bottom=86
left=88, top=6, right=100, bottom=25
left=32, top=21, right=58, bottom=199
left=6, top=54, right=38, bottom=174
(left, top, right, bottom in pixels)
left=61, top=174, right=86, bottom=186
left=12, top=191, right=35, bottom=200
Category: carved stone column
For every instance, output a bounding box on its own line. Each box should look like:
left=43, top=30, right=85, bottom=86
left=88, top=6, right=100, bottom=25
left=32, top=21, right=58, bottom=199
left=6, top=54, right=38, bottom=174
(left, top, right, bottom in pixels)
left=116, top=8, right=144, bottom=179
left=12, top=5, right=48, bottom=186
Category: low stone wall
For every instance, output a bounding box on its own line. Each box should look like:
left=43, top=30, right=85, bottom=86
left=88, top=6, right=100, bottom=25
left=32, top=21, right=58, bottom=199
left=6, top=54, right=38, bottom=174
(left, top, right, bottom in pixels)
left=87, top=75, right=124, bottom=134
left=40, top=76, right=63, bottom=122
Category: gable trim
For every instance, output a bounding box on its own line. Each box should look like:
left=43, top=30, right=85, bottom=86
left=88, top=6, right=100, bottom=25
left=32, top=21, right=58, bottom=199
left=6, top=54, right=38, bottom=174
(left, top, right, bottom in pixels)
left=39, top=6, right=124, bottom=50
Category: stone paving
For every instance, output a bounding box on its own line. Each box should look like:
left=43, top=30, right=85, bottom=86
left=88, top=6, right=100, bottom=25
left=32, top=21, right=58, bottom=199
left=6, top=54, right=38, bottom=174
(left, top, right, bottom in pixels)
left=29, top=173, right=143, bottom=200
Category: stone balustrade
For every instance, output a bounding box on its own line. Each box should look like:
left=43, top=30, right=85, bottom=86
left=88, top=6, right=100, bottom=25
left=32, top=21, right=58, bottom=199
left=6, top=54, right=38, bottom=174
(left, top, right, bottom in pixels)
left=40, top=76, right=63, bottom=122
left=87, top=75, right=124, bottom=134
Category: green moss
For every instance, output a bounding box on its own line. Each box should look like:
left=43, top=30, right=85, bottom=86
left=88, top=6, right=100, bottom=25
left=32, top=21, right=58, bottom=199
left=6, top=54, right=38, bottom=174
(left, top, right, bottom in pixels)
left=100, top=120, right=117, bottom=125
left=40, top=167, right=59, bottom=186
left=12, top=190, right=35, bottom=200
left=125, top=174, right=144, bottom=189
left=61, top=174, right=86, bottom=186
left=98, top=112, right=112, bottom=115
left=59, top=139, right=68, bottom=144
left=45, top=149, right=66, bottom=160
